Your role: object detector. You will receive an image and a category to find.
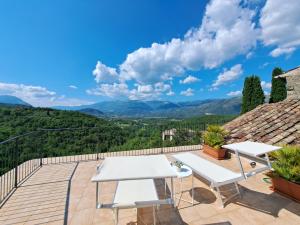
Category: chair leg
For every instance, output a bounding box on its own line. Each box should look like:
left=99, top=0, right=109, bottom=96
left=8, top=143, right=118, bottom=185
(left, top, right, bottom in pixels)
left=114, top=208, right=119, bottom=225
left=192, top=173, right=194, bottom=205
left=153, top=206, right=156, bottom=225
left=216, top=186, right=225, bottom=208
left=235, top=182, right=241, bottom=198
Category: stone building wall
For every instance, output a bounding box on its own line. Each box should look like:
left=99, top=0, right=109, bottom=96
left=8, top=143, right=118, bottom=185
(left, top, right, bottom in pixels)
left=278, top=66, right=300, bottom=98
left=286, top=74, right=300, bottom=98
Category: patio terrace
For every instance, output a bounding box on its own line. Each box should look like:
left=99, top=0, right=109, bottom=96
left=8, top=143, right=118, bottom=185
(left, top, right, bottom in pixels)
left=0, top=149, right=300, bottom=225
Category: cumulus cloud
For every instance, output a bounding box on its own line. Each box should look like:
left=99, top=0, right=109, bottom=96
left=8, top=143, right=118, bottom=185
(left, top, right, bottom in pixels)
left=92, top=61, right=118, bottom=83
left=260, top=0, right=300, bottom=57
left=180, top=88, right=194, bottom=97
left=212, top=64, right=243, bottom=88
left=86, top=82, right=173, bottom=100
left=119, top=0, right=257, bottom=82
left=86, top=83, right=130, bottom=98
left=166, top=91, right=175, bottom=96
left=0, top=82, right=92, bottom=107
left=179, top=75, right=200, bottom=84
left=261, top=81, right=271, bottom=89
left=227, top=90, right=242, bottom=97
left=89, top=0, right=259, bottom=99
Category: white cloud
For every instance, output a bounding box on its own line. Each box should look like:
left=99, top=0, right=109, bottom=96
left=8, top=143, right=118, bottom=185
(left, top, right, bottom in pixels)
left=69, top=85, right=78, bottom=89
left=260, top=0, right=300, bottom=57
left=86, top=82, right=174, bottom=100
left=212, top=64, right=243, bottom=88
left=270, top=47, right=295, bottom=57
left=92, top=61, right=118, bottom=83
left=180, top=88, right=194, bottom=97
left=118, top=0, right=258, bottom=82
left=179, top=75, right=200, bottom=84
left=261, top=81, right=271, bottom=89
left=246, top=51, right=254, bottom=59
left=227, top=90, right=242, bottom=96
left=166, top=91, right=175, bottom=96
left=89, top=0, right=259, bottom=99
left=86, top=83, right=130, bottom=98
left=0, top=82, right=92, bottom=107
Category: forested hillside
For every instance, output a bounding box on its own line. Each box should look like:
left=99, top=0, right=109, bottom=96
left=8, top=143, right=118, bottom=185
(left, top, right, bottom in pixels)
left=0, top=106, right=235, bottom=174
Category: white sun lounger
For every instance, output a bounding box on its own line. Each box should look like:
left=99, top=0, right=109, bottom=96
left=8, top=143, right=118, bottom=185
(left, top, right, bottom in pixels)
left=112, top=179, right=172, bottom=225
left=172, top=152, right=244, bottom=207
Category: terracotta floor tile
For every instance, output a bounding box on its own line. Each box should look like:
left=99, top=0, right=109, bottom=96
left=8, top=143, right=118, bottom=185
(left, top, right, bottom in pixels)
left=1, top=151, right=299, bottom=225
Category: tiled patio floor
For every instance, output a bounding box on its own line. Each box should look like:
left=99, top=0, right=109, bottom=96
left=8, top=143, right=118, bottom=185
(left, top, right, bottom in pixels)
left=0, top=151, right=300, bottom=225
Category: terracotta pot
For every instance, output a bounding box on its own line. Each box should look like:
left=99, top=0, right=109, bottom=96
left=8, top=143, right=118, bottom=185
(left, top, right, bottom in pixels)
left=272, top=176, right=300, bottom=202
left=203, top=144, right=226, bottom=160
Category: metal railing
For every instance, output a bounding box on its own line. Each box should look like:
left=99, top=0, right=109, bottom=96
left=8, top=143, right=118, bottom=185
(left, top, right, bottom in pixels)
left=0, top=121, right=227, bottom=206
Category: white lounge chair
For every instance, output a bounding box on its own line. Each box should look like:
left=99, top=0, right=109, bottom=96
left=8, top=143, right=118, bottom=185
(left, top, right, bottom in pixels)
left=173, top=152, right=244, bottom=207
left=112, top=179, right=172, bottom=225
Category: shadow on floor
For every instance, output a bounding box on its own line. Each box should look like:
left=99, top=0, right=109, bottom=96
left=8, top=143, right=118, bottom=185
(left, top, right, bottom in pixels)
left=233, top=185, right=300, bottom=218
left=0, top=163, right=78, bottom=225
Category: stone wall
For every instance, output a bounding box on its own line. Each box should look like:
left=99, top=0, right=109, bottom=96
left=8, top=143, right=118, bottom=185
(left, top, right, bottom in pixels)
left=285, top=67, right=300, bottom=98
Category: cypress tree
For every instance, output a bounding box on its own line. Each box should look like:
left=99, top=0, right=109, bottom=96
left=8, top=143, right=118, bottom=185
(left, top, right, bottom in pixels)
left=269, top=67, right=287, bottom=103
left=241, top=75, right=265, bottom=114
left=241, top=77, right=252, bottom=114
left=251, top=76, right=265, bottom=109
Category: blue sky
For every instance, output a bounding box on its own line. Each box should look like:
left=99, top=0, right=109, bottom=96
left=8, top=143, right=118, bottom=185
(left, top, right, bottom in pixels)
left=0, top=0, right=299, bottom=107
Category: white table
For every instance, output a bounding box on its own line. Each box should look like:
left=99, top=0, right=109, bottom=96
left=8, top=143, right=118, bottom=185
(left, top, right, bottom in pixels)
left=91, top=155, right=178, bottom=208
left=222, top=141, right=282, bottom=178
left=171, top=165, right=194, bottom=205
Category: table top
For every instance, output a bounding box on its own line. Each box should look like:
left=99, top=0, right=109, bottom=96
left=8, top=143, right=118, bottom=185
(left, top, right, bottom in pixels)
left=91, top=155, right=177, bottom=182
left=222, top=141, right=282, bottom=156
left=171, top=165, right=192, bottom=178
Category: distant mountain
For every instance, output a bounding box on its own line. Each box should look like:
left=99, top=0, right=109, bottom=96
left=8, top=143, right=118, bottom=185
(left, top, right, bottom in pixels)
left=0, top=95, right=31, bottom=107
left=78, top=108, right=104, bottom=117
left=53, top=97, right=242, bottom=118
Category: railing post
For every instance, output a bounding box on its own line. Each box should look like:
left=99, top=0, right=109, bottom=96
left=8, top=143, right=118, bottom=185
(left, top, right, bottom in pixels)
left=39, top=131, right=43, bottom=167
left=14, top=139, right=18, bottom=188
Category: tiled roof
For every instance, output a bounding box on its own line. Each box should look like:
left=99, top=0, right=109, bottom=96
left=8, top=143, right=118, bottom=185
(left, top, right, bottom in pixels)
left=224, top=98, right=300, bottom=145
left=276, top=65, right=300, bottom=78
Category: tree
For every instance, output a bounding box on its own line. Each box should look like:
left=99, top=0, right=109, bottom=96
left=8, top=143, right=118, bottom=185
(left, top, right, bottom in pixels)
left=241, top=77, right=252, bottom=114
left=269, top=67, right=287, bottom=103
left=251, top=75, right=265, bottom=108
left=241, top=75, right=265, bottom=114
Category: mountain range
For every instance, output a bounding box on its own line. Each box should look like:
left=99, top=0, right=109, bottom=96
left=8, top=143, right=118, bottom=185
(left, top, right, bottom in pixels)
left=0, top=95, right=242, bottom=118
left=0, top=95, right=31, bottom=107
left=54, top=98, right=242, bottom=118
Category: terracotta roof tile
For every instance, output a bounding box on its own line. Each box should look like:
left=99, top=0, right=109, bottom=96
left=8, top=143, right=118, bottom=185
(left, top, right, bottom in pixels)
left=224, top=98, right=300, bottom=145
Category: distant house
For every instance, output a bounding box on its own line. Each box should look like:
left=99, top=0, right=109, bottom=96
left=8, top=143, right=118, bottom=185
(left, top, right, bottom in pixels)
left=275, top=65, right=300, bottom=98
left=162, top=129, right=177, bottom=141
left=162, top=128, right=196, bottom=141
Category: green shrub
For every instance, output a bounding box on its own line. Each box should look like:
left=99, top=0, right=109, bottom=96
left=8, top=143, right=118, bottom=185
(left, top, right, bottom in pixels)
left=203, top=125, right=227, bottom=150
left=271, top=145, right=300, bottom=183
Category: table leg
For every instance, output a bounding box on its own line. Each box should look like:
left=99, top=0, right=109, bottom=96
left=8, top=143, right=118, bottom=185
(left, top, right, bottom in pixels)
left=96, top=182, right=99, bottom=208
left=153, top=206, right=156, bottom=225
left=171, top=178, right=175, bottom=207
left=164, top=178, right=167, bottom=197
left=192, top=173, right=194, bottom=205
left=265, top=153, right=271, bottom=168
left=96, top=182, right=101, bottom=208
left=235, top=150, right=246, bottom=179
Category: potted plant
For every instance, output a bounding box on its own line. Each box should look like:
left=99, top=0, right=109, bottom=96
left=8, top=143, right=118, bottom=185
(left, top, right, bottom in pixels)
left=202, top=125, right=228, bottom=160
left=173, top=161, right=184, bottom=172
left=268, top=145, right=300, bottom=202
